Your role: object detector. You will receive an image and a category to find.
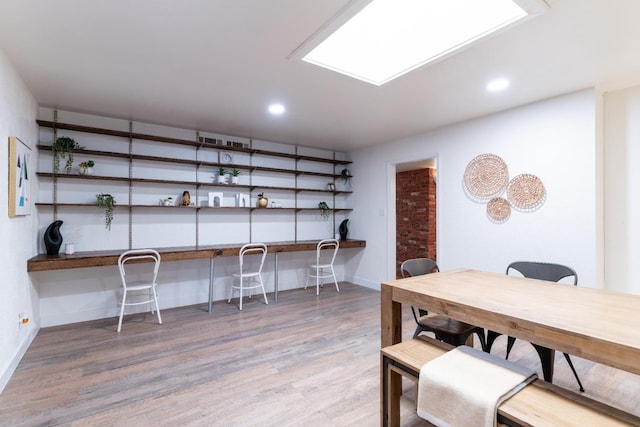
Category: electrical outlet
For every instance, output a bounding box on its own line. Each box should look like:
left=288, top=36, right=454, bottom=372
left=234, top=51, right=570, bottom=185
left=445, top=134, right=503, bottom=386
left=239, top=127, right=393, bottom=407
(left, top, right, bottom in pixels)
left=18, top=313, right=29, bottom=327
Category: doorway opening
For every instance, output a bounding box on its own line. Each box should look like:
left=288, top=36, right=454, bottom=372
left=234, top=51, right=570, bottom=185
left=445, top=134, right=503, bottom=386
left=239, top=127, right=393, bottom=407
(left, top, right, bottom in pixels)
left=395, top=158, right=437, bottom=278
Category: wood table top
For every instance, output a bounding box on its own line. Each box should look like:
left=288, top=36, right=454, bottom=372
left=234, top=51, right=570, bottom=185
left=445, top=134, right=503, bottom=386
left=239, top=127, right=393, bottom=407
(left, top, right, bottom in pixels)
left=27, top=239, right=366, bottom=272
left=382, top=268, right=640, bottom=376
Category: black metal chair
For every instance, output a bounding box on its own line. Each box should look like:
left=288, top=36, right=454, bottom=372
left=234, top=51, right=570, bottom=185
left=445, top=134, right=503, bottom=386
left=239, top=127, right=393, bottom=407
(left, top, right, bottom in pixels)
left=400, top=258, right=487, bottom=351
left=486, top=261, right=585, bottom=392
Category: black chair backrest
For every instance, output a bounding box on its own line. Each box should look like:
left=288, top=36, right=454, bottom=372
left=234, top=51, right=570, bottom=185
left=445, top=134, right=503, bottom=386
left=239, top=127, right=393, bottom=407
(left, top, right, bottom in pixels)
left=400, top=258, right=439, bottom=278
left=506, top=261, right=577, bottom=285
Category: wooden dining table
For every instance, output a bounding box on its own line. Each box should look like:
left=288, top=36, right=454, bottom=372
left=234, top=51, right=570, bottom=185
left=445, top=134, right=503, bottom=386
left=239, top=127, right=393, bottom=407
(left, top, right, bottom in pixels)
left=381, top=268, right=640, bottom=425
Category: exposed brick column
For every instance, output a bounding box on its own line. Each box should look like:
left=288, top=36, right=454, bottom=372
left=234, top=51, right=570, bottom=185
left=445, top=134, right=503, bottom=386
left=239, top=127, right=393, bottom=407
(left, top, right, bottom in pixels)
left=396, top=168, right=437, bottom=278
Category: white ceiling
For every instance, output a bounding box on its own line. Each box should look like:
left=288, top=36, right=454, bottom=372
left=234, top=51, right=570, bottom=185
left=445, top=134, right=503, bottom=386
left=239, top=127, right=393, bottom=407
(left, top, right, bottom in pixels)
left=1, top=0, right=640, bottom=151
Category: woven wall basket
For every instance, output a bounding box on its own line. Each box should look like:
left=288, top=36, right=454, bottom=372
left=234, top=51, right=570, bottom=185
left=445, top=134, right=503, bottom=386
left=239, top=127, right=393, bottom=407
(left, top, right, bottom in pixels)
left=463, top=154, right=509, bottom=201
left=487, top=197, right=511, bottom=223
left=506, top=173, right=546, bottom=211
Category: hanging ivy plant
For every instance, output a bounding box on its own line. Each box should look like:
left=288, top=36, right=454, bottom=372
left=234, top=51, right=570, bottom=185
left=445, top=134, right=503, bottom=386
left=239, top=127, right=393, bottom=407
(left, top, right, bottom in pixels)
left=318, top=201, right=330, bottom=220
left=96, top=193, right=116, bottom=230
left=53, top=136, right=83, bottom=174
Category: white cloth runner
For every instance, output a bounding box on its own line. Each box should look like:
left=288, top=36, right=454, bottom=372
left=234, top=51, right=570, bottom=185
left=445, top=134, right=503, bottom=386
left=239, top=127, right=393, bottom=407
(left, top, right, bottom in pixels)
left=417, top=345, right=537, bottom=427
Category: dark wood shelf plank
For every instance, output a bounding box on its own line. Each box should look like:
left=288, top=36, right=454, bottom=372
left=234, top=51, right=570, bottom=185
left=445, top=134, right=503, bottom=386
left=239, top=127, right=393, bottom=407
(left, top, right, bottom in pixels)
left=38, top=120, right=352, bottom=165
left=36, top=203, right=354, bottom=214
left=37, top=173, right=350, bottom=195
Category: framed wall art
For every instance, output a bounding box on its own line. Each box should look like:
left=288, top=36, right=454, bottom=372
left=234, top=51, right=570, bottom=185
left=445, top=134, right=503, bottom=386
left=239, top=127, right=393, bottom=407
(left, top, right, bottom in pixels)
left=8, top=136, right=32, bottom=217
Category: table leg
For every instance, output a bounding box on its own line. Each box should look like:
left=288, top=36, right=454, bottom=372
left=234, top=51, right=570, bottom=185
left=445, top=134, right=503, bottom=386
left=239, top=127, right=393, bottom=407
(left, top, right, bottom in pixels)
left=274, top=252, right=279, bottom=302
left=533, top=344, right=555, bottom=382
left=381, top=284, right=401, bottom=347
left=381, top=284, right=402, bottom=426
left=208, top=258, right=215, bottom=313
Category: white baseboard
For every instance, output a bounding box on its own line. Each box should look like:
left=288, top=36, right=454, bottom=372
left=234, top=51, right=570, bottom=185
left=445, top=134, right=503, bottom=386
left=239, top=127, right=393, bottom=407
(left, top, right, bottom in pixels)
left=347, top=275, right=381, bottom=291
left=0, top=326, right=39, bottom=394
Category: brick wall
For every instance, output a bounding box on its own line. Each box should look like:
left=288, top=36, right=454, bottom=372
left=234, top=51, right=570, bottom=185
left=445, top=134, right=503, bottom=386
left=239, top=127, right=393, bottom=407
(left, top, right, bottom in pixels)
left=396, top=168, right=437, bottom=278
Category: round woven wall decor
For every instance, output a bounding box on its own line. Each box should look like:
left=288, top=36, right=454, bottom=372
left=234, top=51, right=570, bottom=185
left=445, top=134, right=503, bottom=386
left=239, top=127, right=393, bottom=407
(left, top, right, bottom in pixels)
left=486, top=197, right=511, bottom=223
left=463, top=154, right=509, bottom=200
left=506, top=173, right=546, bottom=211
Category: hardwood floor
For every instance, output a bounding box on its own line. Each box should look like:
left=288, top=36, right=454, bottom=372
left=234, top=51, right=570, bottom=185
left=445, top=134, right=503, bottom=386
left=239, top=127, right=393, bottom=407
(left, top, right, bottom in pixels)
left=1, top=283, right=639, bottom=426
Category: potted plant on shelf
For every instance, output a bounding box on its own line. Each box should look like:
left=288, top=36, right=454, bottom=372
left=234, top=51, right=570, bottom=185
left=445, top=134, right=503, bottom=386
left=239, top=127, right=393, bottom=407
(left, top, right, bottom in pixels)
left=341, top=168, right=352, bottom=185
left=78, top=160, right=95, bottom=176
left=162, top=196, right=173, bottom=206
left=318, top=201, right=331, bottom=220
left=231, top=168, right=241, bottom=184
left=53, top=136, right=83, bottom=174
left=96, top=193, right=116, bottom=230
left=217, top=167, right=227, bottom=184
left=327, top=182, right=335, bottom=191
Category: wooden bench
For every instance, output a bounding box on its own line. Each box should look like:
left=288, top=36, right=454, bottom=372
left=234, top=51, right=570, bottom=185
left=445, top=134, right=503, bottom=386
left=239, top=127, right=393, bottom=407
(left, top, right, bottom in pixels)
left=381, top=336, right=640, bottom=427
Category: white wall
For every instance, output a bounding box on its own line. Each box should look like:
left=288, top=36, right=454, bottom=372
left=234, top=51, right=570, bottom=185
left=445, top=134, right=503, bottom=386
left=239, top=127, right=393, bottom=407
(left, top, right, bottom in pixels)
left=603, top=84, right=640, bottom=294
left=34, top=108, right=355, bottom=326
left=0, top=47, right=39, bottom=392
left=348, top=90, right=599, bottom=289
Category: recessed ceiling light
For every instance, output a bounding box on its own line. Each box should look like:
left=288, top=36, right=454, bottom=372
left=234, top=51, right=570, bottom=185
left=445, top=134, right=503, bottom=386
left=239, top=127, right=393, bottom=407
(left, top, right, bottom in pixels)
left=291, top=0, right=547, bottom=86
left=268, top=103, right=285, bottom=115
left=487, top=78, right=510, bottom=92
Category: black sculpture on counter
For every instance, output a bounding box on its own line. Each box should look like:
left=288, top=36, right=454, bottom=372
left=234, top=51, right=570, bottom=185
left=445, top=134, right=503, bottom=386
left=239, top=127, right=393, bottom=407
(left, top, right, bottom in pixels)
left=339, top=219, right=349, bottom=241
left=44, top=220, right=63, bottom=255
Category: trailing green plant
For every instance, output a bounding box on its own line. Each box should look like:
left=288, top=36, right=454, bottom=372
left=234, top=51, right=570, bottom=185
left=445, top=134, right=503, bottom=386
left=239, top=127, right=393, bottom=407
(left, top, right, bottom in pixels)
left=53, top=136, right=83, bottom=173
left=318, top=201, right=330, bottom=220
left=96, top=193, right=116, bottom=230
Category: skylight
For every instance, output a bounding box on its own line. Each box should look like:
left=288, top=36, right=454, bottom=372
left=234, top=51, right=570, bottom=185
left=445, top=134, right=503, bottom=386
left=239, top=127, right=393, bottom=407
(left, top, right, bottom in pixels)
left=296, top=0, right=546, bottom=86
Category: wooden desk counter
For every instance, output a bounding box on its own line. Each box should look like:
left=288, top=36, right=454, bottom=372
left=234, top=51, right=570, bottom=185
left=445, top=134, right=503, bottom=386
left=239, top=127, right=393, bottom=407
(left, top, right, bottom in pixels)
left=27, top=239, right=366, bottom=272
left=28, top=239, right=366, bottom=312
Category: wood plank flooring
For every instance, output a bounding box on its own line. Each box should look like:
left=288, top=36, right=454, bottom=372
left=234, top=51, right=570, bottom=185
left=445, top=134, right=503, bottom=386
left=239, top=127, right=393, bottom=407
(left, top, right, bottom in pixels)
left=1, top=283, right=639, bottom=426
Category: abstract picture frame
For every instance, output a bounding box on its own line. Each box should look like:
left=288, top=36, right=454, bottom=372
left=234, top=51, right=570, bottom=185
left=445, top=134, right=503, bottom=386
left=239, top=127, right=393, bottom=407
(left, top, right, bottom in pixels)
left=8, top=136, right=31, bottom=217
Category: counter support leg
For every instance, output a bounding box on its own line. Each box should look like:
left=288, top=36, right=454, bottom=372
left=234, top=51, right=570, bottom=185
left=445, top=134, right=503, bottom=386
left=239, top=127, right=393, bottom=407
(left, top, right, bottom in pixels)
left=208, top=258, right=215, bottom=312
left=274, top=253, right=279, bottom=302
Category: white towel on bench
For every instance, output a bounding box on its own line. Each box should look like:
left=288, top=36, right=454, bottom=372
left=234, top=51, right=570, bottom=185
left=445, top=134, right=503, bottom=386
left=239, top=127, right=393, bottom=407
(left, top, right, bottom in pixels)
left=417, top=345, right=537, bottom=427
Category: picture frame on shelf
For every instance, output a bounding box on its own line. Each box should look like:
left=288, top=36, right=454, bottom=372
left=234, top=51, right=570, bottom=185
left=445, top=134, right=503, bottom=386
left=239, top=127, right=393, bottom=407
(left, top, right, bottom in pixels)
left=208, top=192, right=224, bottom=207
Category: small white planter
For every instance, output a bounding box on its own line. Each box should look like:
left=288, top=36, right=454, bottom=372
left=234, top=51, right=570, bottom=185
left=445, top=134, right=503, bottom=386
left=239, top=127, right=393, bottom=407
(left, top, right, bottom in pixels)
left=78, top=167, right=93, bottom=176
left=217, top=175, right=227, bottom=184
left=231, top=176, right=239, bottom=184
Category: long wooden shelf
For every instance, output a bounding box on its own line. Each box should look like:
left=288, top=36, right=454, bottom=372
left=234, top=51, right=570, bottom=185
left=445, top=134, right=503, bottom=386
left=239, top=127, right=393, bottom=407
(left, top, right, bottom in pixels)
left=36, top=172, right=353, bottom=195
left=35, top=203, right=353, bottom=213
left=38, top=145, right=347, bottom=179
left=27, top=239, right=366, bottom=272
left=37, top=120, right=352, bottom=165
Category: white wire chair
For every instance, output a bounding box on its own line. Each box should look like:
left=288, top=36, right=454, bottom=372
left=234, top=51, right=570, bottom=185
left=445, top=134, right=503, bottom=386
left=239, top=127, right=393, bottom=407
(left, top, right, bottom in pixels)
left=305, top=239, right=340, bottom=295
left=117, top=249, right=162, bottom=332
left=228, top=243, right=268, bottom=310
